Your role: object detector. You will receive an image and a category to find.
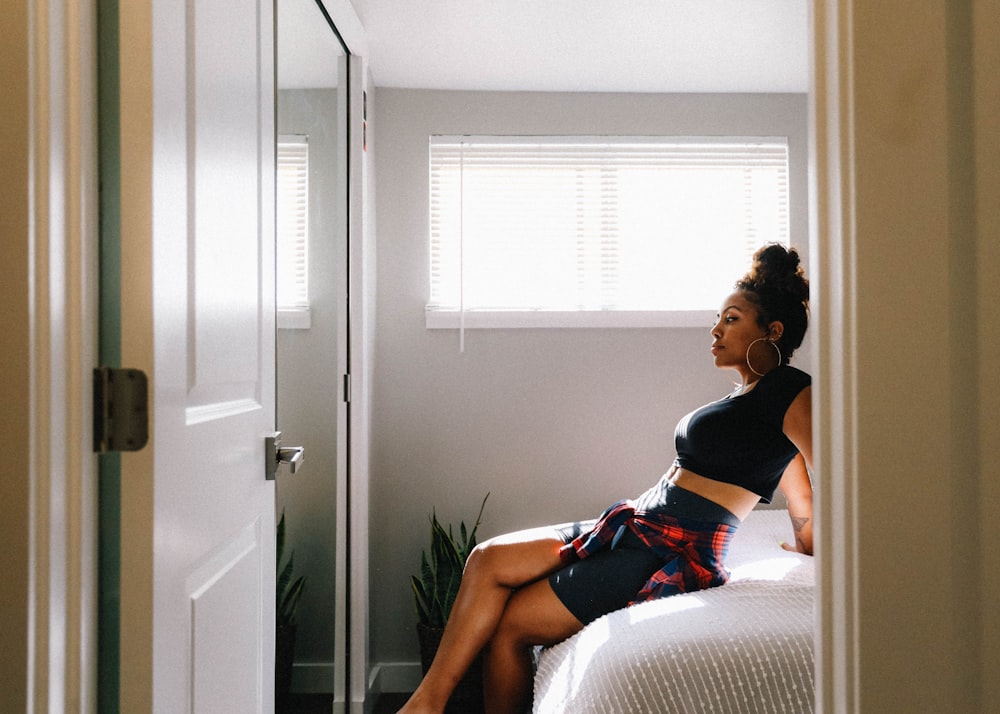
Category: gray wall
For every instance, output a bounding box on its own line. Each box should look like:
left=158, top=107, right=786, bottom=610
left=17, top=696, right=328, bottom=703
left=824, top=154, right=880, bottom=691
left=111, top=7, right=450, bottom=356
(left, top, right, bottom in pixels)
left=369, top=89, right=810, bottom=669
left=277, top=88, right=342, bottom=673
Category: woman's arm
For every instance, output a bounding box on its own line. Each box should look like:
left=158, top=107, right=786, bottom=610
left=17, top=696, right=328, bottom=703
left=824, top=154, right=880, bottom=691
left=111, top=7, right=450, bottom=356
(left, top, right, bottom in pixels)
left=777, top=453, right=813, bottom=555
left=780, top=387, right=813, bottom=555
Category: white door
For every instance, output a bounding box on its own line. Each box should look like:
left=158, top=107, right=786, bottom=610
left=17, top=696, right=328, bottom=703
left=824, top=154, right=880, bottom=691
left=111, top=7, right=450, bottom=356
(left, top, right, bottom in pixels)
left=116, top=1, right=277, bottom=711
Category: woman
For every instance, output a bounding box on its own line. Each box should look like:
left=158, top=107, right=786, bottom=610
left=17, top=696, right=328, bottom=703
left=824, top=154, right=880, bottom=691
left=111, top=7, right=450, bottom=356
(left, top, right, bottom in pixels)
left=398, top=243, right=813, bottom=714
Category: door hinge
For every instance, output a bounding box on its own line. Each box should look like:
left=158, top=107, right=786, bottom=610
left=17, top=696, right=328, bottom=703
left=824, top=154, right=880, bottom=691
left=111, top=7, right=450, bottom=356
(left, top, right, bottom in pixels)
left=93, top=366, right=149, bottom=453
left=343, top=373, right=351, bottom=403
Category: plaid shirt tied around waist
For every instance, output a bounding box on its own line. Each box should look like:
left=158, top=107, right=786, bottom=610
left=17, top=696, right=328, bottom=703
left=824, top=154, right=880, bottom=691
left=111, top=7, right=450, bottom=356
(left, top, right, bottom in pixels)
left=557, top=499, right=738, bottom=604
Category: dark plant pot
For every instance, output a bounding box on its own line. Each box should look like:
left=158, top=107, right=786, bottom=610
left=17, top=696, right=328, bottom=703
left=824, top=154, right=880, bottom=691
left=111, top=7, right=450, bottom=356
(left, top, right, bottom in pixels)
left=276, top=623, right=297, bottom=695
left=417, top=622, right=484, bottom=714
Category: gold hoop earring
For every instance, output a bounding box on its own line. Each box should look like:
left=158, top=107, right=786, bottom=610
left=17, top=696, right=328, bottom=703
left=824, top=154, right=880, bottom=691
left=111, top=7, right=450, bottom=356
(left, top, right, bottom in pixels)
left=746, top=338, right=782, bottom=376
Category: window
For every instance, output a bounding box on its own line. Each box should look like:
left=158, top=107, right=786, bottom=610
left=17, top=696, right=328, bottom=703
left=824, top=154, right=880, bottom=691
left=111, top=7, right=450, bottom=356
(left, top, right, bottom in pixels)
left=428, top=136, right=790, bottom=328
left=277, top=135, right=310, bottom=328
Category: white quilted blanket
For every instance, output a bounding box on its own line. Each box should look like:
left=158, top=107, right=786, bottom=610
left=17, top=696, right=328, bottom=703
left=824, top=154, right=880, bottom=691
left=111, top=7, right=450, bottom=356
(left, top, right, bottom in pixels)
left=533, top=509, right=814, bottom=713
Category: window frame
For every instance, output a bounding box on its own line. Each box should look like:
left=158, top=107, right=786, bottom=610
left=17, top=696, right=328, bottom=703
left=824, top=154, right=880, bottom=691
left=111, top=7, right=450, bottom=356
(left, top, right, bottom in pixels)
left=426, top=135, right=791, bottom=330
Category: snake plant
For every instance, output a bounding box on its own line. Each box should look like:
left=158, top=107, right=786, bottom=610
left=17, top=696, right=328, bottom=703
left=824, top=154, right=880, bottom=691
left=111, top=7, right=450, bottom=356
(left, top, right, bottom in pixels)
left=276, top=510, right=306, bottom=628
left=410, top=493, right=489, bottom=629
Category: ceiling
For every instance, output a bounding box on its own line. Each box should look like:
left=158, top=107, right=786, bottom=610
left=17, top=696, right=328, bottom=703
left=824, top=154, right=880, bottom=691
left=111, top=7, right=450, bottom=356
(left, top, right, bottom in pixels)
left=278, top=0, right=347, bottom=89
left=345, top=0, right=809, bottom=94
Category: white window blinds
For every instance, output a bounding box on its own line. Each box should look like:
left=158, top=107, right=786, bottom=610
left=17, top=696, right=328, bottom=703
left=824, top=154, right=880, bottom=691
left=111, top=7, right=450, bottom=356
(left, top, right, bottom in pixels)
left=277, top=136, right=309, bottom=325
left=428, top=136, right=790, bottom=324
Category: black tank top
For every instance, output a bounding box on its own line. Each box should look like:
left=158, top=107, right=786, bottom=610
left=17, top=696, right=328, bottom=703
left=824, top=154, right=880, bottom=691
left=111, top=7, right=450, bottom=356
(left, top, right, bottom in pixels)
left=671, top=366, right=811, bottom=503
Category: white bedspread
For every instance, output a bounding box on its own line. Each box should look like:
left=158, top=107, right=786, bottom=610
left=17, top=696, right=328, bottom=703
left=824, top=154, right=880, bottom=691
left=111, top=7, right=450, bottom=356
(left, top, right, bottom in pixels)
left=533, top=509, right=814, bottom=713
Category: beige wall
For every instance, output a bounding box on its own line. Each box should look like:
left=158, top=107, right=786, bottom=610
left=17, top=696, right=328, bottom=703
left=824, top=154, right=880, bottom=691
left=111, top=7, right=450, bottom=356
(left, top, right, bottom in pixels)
left=2, top=0, right=99, bottom=710
left=972, top=2, right=1000, bottom=704
left=1, top=1, right=31, bottom=709
left=811, top=1, right=1000, bottom=710
left=369, top=89, right=810, bottom=672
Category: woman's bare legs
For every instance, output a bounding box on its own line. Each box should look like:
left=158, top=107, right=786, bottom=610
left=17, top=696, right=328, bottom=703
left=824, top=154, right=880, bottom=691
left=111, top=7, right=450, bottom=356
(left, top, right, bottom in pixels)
left=397, top=526, right=572, bottom=714
left=483, top=578, right=584, bottom=714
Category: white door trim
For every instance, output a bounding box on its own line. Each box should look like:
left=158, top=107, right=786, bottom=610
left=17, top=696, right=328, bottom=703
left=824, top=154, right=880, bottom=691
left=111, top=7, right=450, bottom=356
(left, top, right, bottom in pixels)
left=346, top=53, right=372, bottom=714
left=810, top=3, right=861, bottom=710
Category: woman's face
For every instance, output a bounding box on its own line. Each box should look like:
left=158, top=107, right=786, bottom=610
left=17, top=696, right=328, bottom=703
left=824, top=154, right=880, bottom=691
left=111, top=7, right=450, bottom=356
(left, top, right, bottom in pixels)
left=710, top=291, right=775, bottom=378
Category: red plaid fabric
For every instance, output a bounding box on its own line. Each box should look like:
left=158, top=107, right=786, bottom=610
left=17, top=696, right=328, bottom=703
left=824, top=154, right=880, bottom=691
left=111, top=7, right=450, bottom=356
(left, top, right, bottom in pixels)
left=558, top=499, right=737, bottom=604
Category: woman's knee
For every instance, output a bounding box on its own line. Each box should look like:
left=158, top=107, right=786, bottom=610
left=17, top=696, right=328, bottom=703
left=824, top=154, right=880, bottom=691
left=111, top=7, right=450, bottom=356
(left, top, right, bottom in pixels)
left=462, top=540, right=513, bottom=591
left=465, top=534, right=562, bottom=588
left=464, top=539, right=499, bottom=575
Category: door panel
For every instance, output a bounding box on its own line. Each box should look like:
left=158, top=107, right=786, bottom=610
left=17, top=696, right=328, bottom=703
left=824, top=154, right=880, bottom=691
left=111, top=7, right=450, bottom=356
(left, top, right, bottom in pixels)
left=115, top=0, right=276, bottom=711
left=188, top=1, right=268, bottom=412
left=188, top=522, right=263, bottom=713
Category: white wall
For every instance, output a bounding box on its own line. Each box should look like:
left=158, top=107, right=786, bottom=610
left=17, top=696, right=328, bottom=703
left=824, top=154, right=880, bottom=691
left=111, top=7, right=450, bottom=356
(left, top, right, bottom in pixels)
left=369, top=89, right=809, bottom=675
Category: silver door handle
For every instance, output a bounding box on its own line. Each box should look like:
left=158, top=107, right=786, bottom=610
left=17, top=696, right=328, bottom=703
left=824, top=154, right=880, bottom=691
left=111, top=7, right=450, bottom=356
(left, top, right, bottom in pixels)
left=277, top=446, right=304, bottom=473
left=265, top=432, right=304, bottom=480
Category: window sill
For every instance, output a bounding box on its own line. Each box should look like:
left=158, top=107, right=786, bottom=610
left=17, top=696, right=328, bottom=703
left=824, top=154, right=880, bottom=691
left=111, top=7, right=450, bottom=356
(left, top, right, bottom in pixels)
left=425, top=309, right=715, bottom=330
left=278, top=307, right=312, bottom=330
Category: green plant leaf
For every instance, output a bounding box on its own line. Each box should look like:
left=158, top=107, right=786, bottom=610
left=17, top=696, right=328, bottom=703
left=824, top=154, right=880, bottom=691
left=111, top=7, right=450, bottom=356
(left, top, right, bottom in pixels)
left=278, top=576, right=305, bottom=625
left=276, top=509, right=306, bottom=627
left=410, top=494, right=489, bottom=628
left=277, top=552, right=294, bottom=592
left=276, top=511, right=288, bottom=566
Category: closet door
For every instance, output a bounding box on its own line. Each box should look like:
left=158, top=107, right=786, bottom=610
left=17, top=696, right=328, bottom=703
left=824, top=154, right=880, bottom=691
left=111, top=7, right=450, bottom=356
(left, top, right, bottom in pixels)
left=275, top=0, right=351, bottom=704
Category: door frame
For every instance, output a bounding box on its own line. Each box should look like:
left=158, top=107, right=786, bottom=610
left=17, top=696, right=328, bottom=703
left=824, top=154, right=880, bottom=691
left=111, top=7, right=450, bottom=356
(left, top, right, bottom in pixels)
left=1, top=0, right=100, bottom=711
left=305, top=6, right=372, bottom=713
left=23, top=0, right=998, bottom=712
left=811, top=1, right=997, bottom=711
left=344, top=53, right=371, bottom=714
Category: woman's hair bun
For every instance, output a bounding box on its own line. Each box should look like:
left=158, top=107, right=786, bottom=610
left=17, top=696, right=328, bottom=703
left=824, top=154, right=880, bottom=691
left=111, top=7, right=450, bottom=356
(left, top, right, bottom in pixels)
left=744, top=243, right=809, bottom=304
left=735, top=243, right=810, bottom=363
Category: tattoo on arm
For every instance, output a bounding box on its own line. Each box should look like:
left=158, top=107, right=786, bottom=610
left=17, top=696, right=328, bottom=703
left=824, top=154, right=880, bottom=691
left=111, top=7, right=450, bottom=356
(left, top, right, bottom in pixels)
left=790, top=516, right=810, bottom=533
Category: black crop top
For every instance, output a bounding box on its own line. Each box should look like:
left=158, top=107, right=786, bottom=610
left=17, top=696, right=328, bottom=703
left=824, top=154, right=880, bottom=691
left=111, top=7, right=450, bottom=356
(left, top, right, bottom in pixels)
left=673, top=366, right=811, bottom=503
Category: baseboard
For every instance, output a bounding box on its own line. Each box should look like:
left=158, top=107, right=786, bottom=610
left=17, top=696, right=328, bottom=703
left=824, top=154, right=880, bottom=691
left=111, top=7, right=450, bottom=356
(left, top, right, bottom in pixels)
left=291, top=659, right=420, bottom=710
left=368, top=661, right=422, bottom=698
left=291, top=661, right=336, bottom=693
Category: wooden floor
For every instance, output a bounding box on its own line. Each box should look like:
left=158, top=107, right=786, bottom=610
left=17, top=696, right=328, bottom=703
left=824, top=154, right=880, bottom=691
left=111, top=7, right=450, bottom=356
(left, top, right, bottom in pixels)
left=277, top=692, right=409, bottom=714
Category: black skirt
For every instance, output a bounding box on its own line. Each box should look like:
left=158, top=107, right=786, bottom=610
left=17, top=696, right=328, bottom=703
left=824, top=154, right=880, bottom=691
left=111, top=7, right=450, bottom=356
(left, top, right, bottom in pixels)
left=547, top=485, right=739, bottom=625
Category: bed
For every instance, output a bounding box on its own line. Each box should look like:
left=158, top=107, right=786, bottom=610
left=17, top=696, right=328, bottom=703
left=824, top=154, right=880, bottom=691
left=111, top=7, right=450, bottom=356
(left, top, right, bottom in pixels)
left=532, top=509, right=815, bottom=713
